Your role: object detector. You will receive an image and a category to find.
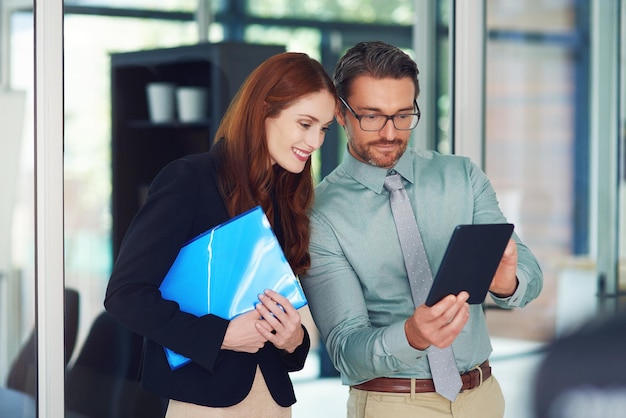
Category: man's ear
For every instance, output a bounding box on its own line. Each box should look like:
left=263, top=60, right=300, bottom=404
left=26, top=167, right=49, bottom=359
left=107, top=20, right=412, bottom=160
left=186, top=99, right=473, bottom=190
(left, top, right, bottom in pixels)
left=335, top=108, right=346, bottom=127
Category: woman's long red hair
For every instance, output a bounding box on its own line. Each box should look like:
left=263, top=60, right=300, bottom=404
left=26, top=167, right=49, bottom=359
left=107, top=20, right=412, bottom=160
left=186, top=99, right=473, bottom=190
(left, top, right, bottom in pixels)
left=214, top=52, right=337, bottom=276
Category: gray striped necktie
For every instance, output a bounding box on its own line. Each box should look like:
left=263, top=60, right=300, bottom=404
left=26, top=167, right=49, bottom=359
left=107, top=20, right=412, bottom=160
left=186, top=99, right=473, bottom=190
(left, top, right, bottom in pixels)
left=384, top=172, right=462, bottom=402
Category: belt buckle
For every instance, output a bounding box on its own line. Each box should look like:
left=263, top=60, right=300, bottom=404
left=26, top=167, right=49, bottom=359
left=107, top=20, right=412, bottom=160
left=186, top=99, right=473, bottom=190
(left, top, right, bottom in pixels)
left=471, top=364, right=484, bottom=389
left=462, top=364, right=484, bottom=392
left=476, top=364, right=484, bottom=387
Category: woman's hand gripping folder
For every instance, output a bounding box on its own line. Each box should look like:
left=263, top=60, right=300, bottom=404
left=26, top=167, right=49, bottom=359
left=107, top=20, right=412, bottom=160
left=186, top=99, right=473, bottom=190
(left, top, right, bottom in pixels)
left=158, top=206, right=307, bottom=369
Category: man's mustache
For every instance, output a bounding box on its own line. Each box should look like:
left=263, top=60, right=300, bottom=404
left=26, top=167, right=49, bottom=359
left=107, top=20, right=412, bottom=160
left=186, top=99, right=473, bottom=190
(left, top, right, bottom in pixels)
left=371, top=139, right=402, bottom=146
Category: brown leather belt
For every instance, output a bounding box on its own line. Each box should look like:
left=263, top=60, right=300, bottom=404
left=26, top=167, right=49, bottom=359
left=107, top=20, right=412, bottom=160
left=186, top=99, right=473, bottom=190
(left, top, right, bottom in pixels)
left=351, top=360, right=491, bottom=394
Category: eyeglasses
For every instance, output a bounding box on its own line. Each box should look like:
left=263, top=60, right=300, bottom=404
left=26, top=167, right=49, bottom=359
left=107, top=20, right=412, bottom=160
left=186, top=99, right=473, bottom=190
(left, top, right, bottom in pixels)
left=339, top=97, right=421, bottom=131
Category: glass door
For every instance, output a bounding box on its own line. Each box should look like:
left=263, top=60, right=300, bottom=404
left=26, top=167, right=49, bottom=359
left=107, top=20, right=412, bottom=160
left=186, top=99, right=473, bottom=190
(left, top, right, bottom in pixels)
left=483, top=0, right=583, bottom=342
left=591, top=0, right=622, bottom=316
left=619, top=1, right=625, bottom=313
left=0, top=2, right=37, bottom=417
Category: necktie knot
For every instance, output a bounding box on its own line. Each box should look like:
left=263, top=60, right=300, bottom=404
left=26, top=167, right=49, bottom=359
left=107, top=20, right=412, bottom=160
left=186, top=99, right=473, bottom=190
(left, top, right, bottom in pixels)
left=384, top=172, right=404, bottom=193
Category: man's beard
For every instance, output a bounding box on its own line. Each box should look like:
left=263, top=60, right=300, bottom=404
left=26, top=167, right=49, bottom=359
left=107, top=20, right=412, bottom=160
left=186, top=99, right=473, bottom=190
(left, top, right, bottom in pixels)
left=350, top=139, right=407, bottom=169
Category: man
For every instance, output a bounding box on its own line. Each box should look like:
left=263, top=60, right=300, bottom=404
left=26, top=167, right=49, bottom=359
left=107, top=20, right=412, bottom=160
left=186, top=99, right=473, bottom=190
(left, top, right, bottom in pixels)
left=301, top=41, right=543, bottom=418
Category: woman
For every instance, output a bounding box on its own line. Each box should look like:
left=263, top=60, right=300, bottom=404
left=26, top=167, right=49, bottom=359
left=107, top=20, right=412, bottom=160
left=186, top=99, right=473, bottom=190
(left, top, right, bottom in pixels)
left=104, top=52, right=337, bottom=417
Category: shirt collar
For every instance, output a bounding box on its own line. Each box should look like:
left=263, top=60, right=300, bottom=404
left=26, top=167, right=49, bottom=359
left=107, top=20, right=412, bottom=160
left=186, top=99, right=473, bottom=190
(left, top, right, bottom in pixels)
left=341, top=146, right=416, bottom=194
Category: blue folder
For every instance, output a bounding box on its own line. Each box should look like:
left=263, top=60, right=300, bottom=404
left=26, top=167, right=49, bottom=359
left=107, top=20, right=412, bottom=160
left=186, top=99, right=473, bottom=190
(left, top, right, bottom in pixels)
left=158, top=205, right=308, bottom=369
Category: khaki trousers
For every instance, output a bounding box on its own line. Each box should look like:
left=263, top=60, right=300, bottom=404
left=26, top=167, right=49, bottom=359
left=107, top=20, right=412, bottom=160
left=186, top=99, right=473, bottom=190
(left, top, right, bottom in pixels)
left=347, top=374, right=505, bottom=418
left=165, top=366, right=291, bottom=418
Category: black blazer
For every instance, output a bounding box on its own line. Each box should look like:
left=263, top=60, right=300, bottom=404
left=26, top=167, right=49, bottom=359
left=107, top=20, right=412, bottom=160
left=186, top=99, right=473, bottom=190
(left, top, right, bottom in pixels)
left=105, top=144, right=310, bottom=407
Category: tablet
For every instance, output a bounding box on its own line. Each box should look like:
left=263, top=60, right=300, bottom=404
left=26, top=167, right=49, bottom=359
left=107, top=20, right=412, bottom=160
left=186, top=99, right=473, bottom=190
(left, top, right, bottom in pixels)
left=424, top=223, right=514, bottom=307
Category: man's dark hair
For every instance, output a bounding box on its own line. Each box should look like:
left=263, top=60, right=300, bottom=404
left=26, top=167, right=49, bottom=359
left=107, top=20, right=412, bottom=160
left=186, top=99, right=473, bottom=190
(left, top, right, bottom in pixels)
left=332, top=41, right=420, bottom=100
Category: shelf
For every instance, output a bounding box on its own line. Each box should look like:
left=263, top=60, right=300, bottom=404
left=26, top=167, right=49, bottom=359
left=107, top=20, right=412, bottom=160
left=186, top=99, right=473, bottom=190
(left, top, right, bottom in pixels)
left=110, top=42, right=286, bottom=259
left=128, top=119, right=211, bottom=129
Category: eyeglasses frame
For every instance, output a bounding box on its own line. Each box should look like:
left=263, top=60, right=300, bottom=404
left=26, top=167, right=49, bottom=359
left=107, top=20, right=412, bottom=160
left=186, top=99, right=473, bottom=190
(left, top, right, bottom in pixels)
left=339, top=97, right=421, bottom=131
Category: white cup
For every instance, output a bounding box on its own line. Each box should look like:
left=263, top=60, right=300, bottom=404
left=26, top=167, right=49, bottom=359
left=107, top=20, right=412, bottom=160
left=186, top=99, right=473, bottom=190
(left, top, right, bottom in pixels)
left=176, top=87, right=208, bottom=122
left=146, top=82, right=176, bottom=123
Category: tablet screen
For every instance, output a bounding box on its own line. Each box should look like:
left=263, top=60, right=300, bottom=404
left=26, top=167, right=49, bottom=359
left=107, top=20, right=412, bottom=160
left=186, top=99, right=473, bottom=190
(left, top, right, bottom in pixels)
left=425, top=223, right=514, bottom=307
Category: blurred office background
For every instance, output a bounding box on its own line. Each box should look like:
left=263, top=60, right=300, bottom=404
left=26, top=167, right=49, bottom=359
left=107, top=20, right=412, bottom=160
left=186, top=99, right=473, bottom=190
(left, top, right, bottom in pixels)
left=0, top=0, right=624, bottom=417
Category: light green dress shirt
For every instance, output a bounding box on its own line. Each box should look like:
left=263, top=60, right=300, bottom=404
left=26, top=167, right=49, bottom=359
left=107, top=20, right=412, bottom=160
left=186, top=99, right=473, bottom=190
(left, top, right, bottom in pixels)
left=301, top=147, right=543, bottom=386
